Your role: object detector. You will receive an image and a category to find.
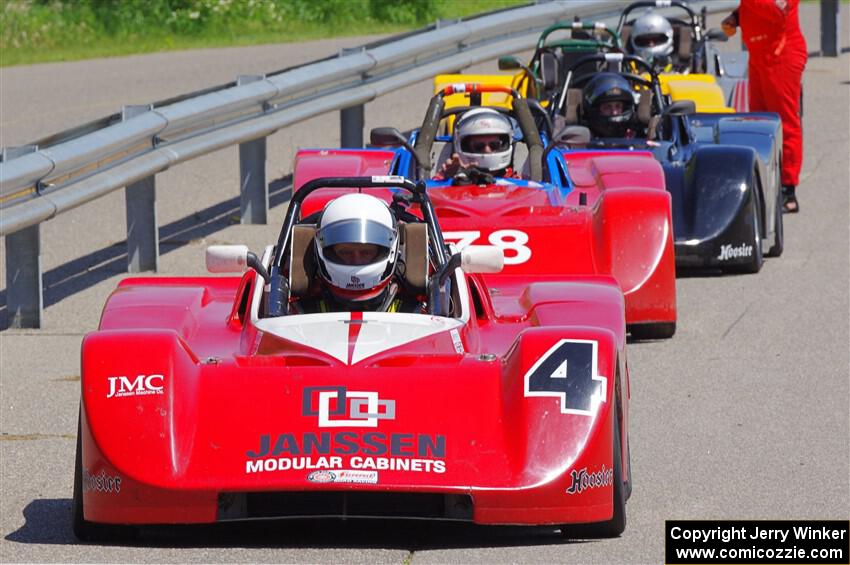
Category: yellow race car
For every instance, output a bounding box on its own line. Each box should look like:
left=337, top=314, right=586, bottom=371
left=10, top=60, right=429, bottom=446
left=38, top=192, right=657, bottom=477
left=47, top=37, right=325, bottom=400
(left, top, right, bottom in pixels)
left=617, top=0, right=747, bottom=112
left=434, top=12, right=739, bottom=116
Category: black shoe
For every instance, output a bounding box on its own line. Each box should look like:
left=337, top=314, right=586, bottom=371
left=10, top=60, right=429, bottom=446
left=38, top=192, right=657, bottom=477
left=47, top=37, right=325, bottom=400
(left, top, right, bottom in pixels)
left=782, top=185, right=799, bottom=214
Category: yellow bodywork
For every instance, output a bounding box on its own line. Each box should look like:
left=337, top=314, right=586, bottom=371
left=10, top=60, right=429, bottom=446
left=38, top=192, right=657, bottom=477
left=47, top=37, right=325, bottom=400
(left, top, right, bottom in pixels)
left=433, top=74, right=519, bottom=109
left=433, top=73, right=525, bottom=132
left=656, top=74, right=735, bottom=113
left=432, top=68, right=735, bottom=135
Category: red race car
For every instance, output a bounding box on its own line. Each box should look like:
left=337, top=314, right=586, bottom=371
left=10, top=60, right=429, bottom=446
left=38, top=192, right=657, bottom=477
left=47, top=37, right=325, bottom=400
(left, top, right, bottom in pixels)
left=294, top=84, right=676, bottom=339
left=75, top=176, right=631, bottom=540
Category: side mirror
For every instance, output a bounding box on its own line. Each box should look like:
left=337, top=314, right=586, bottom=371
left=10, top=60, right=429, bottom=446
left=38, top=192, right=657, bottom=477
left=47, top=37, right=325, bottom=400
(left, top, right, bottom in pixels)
left=664, top=99, right=696, bottom=116
left=706, top=28, right=729, bottom=42
left=460, top=245, right=504, bottom=274
left=436, top=245, right=504, bottom=288
left=554, top=125, right=591, bottom=147
left=369, top=127, right=407, bottom=147
left=206, top=245, right=270, bottom=282
left=498, top=56, right=522, bottom=71
left=207, top=245, right=249, bottom=273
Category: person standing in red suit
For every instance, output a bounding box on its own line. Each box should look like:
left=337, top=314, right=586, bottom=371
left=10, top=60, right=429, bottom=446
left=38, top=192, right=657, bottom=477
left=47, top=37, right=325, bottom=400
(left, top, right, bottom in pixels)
left=722, top=0, right=807, bottom=213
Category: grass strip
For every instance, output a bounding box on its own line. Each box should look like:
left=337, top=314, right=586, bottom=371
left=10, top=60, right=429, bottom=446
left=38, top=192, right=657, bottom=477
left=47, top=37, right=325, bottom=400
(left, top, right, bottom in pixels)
left=2, top=0, right=527, bottom=67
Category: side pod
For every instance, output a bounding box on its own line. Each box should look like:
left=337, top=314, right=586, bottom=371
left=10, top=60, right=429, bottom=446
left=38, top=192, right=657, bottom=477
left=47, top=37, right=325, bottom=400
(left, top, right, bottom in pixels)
left=81, top=329, right=202, bottom=488
left=593, top=188, right=677, bottom=331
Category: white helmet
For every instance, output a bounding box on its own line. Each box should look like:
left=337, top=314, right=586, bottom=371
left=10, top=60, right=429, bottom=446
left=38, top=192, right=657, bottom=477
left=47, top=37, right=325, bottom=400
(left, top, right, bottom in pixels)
left=314, top=193, right=399, bottom=303
left=453, top=108, right=514, bottom=174
left=630, top=12, right=674, bottom=65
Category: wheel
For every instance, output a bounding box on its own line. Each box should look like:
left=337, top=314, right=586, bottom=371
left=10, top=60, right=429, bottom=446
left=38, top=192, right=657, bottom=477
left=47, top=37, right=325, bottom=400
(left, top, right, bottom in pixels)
left=628, top=322, right=676, bottom=341
left=767, top=184, right=784, bottom=257
left=767, top=159, right=785, bottom=257
left=624, top=439, right=633, bottom=502
left=561, top=411, right=626, bottom=539
left=72, top=411, right=137, bottom=542
left=726, top=195, right=764, bottom=274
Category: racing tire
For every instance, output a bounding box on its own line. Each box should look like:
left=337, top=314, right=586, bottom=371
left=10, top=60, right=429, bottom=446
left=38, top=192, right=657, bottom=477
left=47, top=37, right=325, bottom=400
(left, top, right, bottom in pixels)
left=73, top=412, right=137, bottom=543
left=624, top=439, right=633, bottom=502
left=766, top=174, right=784, bottom=258
left=628, top=322, right=676, bottom=341
left=726, top=197, right=764, bottom=274
left=560, top=412, right=626, bottom=539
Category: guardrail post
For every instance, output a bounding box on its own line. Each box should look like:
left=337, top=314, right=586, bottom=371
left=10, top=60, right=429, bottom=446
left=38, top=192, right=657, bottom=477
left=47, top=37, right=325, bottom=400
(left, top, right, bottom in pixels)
left=2, top=146, right=42, bottom=328
left=123, top=104, right=159, bottom=273
left=339, top=47, right=366, bottom=148
left=821, top=0, right=840, bottom=57
left=237, top=75, right=268, bottom=224
left=5, top=225, right=42, bottom=328
left=340, top=105, right=365, bottom=148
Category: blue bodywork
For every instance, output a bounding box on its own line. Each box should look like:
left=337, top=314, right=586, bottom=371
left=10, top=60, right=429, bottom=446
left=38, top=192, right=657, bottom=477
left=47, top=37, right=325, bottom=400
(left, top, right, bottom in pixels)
left=587, top=109, right=783, bottom=272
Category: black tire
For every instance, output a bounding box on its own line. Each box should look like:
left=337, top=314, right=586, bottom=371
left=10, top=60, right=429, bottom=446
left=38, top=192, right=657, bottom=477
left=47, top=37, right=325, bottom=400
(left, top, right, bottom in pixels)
left=628, top=322, right=676, bottom=341
left=72, top=412, right=137, bottom=543
left=767, top=158, right=785, bottom=257
left=726, top=196, right=764, bottom=274
left=624, top=439, right=633, bottom=502
left=767, top=184, right=784, bottom=257
left=561, top=411, right=627, bottom=539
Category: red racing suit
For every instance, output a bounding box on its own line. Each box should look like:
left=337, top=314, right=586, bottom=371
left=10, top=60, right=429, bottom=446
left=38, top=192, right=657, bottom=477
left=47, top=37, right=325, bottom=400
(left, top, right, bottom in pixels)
left=738, top=0, right=808, bottom=187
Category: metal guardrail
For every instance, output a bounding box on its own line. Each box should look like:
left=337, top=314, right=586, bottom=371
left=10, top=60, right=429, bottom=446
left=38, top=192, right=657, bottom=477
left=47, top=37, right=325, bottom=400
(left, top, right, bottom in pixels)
left=0, top=0, right=833, bottom=327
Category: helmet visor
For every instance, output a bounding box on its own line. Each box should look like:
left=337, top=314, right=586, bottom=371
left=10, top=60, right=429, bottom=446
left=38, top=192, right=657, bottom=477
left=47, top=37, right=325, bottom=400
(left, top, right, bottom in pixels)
left=460, top=134, right=511, bottom=154
left=634, top=33, right=669, bottom=48
left=318, top=218, right=395, bottom=264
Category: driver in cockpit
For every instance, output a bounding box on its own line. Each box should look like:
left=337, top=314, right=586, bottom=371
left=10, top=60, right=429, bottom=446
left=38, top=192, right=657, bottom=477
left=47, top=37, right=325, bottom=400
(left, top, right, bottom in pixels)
left=580, top=73, right=642, bottom=139
left=627, top=12, right=678, bottom=72
left=291, top=193, right=426, bottom=314
left=434, top=108, right=519, bottom=181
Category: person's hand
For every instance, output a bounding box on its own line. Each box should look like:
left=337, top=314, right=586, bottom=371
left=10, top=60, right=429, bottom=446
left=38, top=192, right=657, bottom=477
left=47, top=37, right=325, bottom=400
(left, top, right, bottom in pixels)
left=438, top=153, right=472, bottom=179
left=721, top=12, right=738, bottom=37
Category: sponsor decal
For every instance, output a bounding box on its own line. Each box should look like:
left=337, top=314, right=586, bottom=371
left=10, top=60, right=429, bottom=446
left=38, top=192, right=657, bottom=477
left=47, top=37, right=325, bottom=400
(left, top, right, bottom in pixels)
left=245, top=387, right=446, bottom=475
left=717, top=243, right=753, bottom=261
left=566, top=465, right=613, bottom=495
left=371, top=175, right=406, bottom=184
left=303, top=386, right=395, bottom=428
left=307, top=470, right=336, bottom=483
left=106, top=374, right=164, bottom=398
left=244, top=432, right=446, bottom=474
left=307, top=469, right=378, bottom=484
left=450, top=329, right=464, bottom=354
left=82, top=469, right=122, bottom=494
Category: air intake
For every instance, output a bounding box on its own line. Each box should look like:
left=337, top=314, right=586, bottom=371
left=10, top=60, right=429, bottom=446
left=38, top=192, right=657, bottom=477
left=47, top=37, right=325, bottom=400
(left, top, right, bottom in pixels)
left=218, top=491, right=473, bottom=521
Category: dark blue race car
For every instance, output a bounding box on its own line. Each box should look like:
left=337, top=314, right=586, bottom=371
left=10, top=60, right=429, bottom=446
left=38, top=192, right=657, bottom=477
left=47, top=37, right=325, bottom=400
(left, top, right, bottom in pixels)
left=553, top=52, right=783, bottom=273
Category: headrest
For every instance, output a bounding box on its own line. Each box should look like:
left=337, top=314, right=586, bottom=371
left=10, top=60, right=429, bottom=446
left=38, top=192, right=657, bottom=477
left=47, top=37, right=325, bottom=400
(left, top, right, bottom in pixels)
left=564, top=88, right=583, bottom=124
left=289, top=224, right=316, bottom=298
left=399, top=222, right=429, bottom=293
left=539, top=52, right=560, bottom=91
left=638, top=90, right=654, bottom=126
left=675, top=24, right=692, bottom=62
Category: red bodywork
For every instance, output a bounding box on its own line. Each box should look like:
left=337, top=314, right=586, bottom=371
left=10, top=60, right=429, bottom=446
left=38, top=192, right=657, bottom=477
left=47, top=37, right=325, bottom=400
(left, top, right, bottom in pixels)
left=294, top=149, right=676, bottom=330
left=81, top=257, right=630, bottom=526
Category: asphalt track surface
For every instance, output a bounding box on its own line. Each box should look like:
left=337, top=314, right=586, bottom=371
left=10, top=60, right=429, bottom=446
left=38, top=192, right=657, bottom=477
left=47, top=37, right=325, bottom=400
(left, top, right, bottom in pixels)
left=1, top=5, right=848, bottom=564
